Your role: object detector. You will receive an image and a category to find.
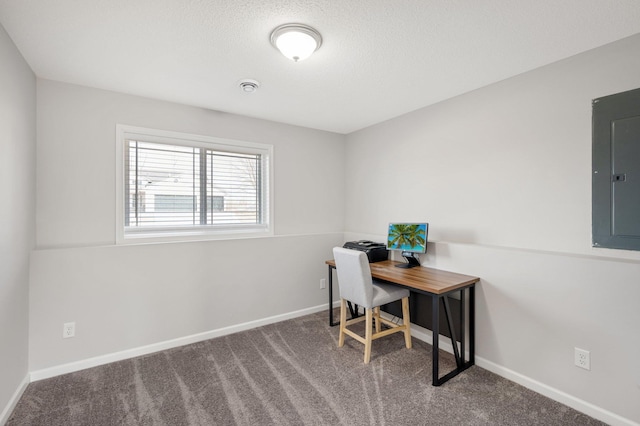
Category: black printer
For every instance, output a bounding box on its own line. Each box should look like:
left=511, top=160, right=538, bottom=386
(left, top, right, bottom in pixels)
left=342, top=240, right=388, bottom=263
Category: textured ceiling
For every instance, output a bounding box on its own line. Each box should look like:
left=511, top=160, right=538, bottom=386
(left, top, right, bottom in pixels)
left=2, top=0, right=640, bottom=134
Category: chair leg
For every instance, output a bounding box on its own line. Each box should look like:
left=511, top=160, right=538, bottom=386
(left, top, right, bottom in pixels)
left=364, top=308, right=373, bottom=364
left=373, top=306, right=381, bottom=333
left=402, top=297, right=412, bottom=349
left=338, top=298, right=347, bottom=347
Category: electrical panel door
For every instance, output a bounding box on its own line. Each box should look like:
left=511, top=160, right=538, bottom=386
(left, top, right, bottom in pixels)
left=593, top=88, right=640, bottom=250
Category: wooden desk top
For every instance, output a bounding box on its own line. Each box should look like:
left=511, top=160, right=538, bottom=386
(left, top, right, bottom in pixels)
left=325, top=259, right=479, bottom=295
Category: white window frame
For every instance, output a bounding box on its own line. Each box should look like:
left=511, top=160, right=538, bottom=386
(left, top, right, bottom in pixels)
left=115, top=125, right=273, bottom=244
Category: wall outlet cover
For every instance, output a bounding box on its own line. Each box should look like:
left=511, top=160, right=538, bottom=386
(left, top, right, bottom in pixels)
left=574, top=347, right=590, bottom=370
left=63, top=322, right=75, bottom=338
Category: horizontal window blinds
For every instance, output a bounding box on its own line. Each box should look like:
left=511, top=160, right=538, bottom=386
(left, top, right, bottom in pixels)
left=125, top=140, right=262, bottom=230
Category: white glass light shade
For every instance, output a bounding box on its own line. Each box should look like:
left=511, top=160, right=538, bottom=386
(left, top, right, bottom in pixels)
left=270, top=24, right=322, bottom=62
left=274, top=31, right=317, bottom=62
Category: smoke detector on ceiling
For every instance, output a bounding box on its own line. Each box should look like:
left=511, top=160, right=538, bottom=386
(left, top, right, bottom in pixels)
left=239, top=79, right=260, bottom=93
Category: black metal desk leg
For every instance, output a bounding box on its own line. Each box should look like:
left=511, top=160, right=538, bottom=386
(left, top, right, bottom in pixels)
left=469, top=285, right=475, bottom=365
left=328, top=265, right=336, bottom=326
left=443, top=296, right=462, bottom=369
left=432, top=295, right=440, bottom=386
left=460, top=288, right=466, bottom=367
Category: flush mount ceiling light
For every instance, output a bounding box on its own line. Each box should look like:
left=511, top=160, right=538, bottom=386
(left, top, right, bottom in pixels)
left=270, top=23, right=322, bottom=62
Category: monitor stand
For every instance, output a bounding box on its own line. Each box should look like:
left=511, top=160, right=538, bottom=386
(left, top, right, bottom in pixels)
left=396, top=252, right=421, bottom=268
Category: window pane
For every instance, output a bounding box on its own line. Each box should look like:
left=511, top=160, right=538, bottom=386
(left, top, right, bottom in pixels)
left=127, top=141, right=200, bottom=227
left=206, top=151, right=261, bottom=225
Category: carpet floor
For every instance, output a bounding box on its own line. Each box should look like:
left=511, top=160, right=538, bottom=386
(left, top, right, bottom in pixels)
left=8, top=310, right=605, bottom=425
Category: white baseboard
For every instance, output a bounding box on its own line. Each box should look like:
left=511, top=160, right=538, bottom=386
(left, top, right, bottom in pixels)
left=30, top=303, right=329, bottom=382
left=0, top=374, right=29, bottom=426
left=475, top=357, right=638, bottom=426
left=407, top=323, right=638, bottom=426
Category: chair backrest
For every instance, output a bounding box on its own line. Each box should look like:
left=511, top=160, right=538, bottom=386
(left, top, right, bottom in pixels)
left=332, top=247, right=374, bottom=308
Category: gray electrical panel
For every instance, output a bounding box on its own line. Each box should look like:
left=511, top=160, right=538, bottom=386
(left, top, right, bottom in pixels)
left=592, top=87, right=640, bottom=250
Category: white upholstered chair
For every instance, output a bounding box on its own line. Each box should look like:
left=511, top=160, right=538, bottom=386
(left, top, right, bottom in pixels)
left=332, top=247, right=412, bottom=363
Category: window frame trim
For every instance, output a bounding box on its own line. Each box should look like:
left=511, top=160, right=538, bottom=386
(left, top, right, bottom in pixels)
left=115, top=124, right=274, bottom=245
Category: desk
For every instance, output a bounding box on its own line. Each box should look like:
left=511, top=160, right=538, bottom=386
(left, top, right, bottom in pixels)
left=325, top=259, right=479, bottom=386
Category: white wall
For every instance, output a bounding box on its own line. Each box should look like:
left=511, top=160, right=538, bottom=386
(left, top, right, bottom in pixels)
left=30, top=80, right=345, bottom=371
left=345, top=34, right=640, bottom=424
left=0, top=24, right=36, bottom=422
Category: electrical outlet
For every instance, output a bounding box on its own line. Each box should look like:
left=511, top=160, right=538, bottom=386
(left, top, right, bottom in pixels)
left=320, top=278, right=326, bottom=289
left=63, top=322, right=75, bottom=339
left=574, top=347, right=590, bottom=370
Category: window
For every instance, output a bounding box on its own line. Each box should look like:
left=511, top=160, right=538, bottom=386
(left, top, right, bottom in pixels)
left=116, top=125, right=272, bottom=243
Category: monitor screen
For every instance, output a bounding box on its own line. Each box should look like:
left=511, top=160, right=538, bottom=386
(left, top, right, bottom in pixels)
left=386, top=223, right=428, bottom=253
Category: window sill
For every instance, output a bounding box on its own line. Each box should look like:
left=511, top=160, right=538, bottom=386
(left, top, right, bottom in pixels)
left=117, top=225, right=272, bottom=245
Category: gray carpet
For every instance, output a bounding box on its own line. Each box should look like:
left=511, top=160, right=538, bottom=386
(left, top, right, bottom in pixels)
left=8, top=310, right=605, bottom=425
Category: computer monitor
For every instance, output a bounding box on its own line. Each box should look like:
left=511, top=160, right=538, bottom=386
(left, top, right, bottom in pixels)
left=386, top=223, right=428, bottom=268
